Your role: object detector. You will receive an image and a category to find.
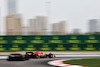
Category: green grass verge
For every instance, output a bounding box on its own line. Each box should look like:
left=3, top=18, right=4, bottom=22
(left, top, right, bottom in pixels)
left=63, top=58, right=100, bottom=67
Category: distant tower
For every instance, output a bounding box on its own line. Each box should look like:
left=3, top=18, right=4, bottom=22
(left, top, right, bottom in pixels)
left=46, top=2, right=51, bottom=33
left=8, top=0, right=17, bottom=14
left=73, top=29, right=80, bottom=34
left=89, top=19, right=98, bottom=33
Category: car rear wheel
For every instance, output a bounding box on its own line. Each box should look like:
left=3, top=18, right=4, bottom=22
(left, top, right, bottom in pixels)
left=22, top=58, right=25, bottom=61
left=49, top=54, right=53, bottom=58
left=7, top=59, right=11, bottom=61
left=26, top=58, right=29, bottom=60
left=25, top=55, right=29, bottom=60
left=35, top=54, right=39, bottom=58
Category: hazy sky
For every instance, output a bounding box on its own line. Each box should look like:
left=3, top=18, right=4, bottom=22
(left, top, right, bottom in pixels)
left=0, top=0, right=100, bottom=34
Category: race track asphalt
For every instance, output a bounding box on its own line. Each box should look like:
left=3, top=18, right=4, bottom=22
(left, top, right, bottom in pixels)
left=0, top=57, right=100, bottom=67
left=0, top=57, right=77, bottom=67
left=0, top=58, right=66, bottom=67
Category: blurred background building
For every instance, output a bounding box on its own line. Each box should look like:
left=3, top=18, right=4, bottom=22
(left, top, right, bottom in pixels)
left=3, top=0, right=100, bottom=35
left=52, top=21, right=67, bottom=35
left=89, top=19, right=98, bottom=33
left=6, top=14, right=22, bottom=35
left=97, top=20, right=100, bottom=32
left=0, top=0, right=99, bottom=36
left=28, top=16, right=48, bottom=35
left=8, top=0, right=17, bottom=15
left=22, top=26, right=28, bottom=35
left=73, top=29, right=80, bottom=34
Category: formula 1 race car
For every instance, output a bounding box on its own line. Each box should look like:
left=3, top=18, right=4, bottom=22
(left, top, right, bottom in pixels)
left=7, top=53, right=29, bottom=61
left=26, top=51, right=55, bottom=58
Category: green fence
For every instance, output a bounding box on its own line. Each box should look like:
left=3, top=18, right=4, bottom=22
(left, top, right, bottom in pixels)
left=0, top=35, right=100, bottom=51
left=0, top=44, right=99, bottom=51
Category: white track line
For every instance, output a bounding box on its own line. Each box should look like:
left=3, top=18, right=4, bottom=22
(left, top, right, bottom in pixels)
left=0, top=56, right=8, bottom=59
left=56, top=55, right=100, bottom=57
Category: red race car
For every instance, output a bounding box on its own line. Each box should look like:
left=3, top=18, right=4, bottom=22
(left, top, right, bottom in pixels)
left=26, top=51, right=55, bottom=58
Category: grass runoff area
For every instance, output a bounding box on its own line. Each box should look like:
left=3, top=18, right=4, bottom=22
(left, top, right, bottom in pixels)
left=63, top=58, right=100, bottom=67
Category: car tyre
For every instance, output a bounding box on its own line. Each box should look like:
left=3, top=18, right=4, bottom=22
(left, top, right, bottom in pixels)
left=22, top=58, right=25, bottom=61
